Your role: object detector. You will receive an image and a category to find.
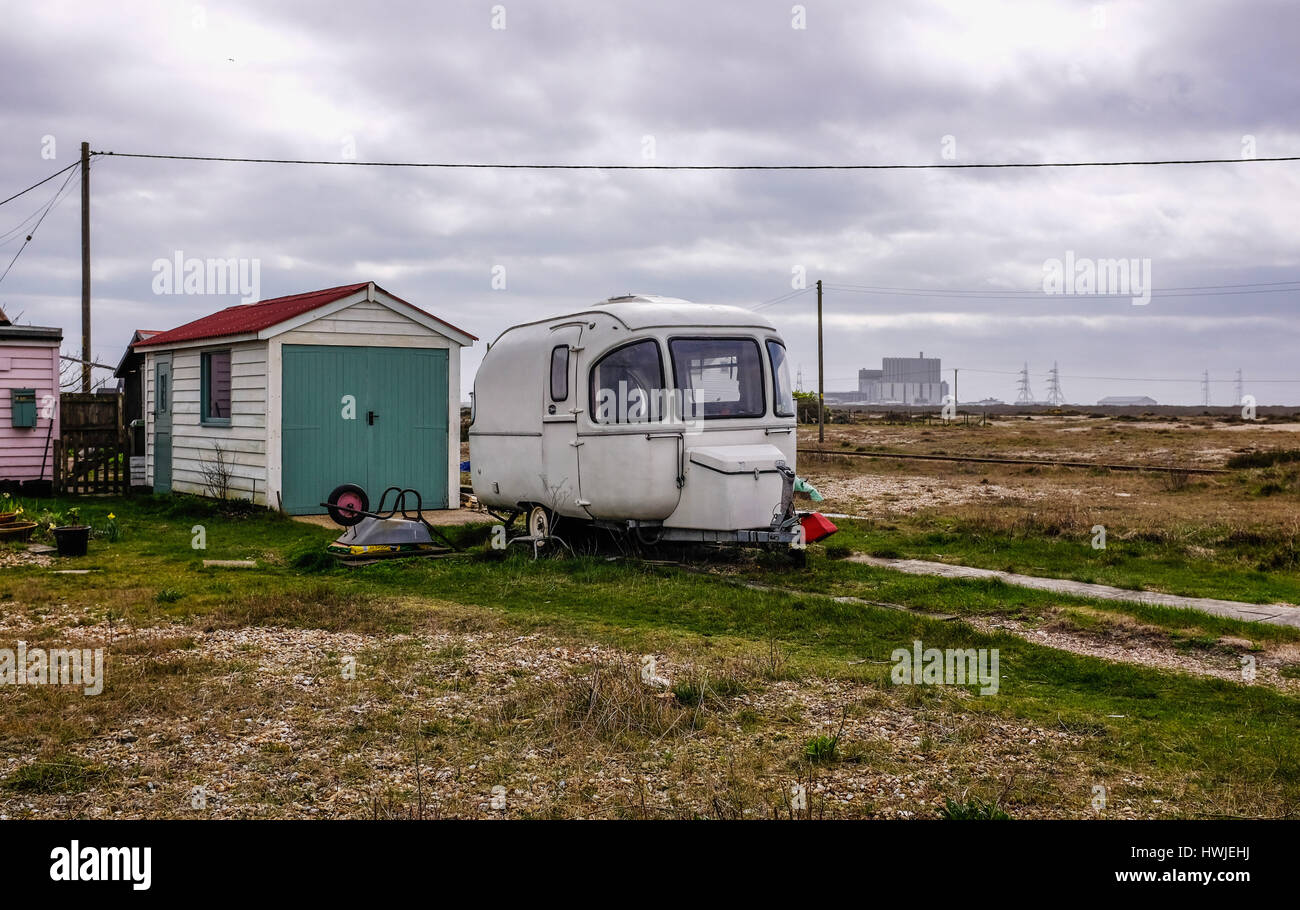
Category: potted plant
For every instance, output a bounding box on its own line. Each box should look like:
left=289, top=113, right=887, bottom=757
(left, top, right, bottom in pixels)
left=53, top=507, right=91, bottom=557
left=0, top=504, right=36, bottom=542
left=0, top=492, right=18, bottom=524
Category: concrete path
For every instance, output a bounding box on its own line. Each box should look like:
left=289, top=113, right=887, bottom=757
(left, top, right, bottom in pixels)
left=848, top=554, right=1300, bottom=628
left=292, top=509, right=489, bottom=529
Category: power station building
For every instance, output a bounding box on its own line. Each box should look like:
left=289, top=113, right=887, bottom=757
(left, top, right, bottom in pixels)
left=857, top=353, right=948, bottom=405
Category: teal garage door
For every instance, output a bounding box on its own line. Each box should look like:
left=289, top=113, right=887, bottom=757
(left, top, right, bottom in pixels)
left=281, top=345, right=449, bottom=514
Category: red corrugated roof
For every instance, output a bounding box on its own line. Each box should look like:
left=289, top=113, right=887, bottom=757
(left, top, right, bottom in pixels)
left=135, top=282, right=476, bottom=347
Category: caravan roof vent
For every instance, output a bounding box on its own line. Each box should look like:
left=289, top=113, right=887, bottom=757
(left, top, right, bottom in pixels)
left=601, top=294, right=695, bottom=307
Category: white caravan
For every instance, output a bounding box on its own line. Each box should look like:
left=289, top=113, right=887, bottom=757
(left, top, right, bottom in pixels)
left=469, top=295, right=812, bottom=547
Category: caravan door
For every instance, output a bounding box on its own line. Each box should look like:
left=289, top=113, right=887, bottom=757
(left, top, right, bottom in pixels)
left=540, top=323, right=584, bottom=518
left=578, top=337, right=683, bottom=521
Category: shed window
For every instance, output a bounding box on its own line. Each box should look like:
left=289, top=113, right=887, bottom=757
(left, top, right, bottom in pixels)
left=549, top=345, right=569, bottom=401
left=202, top=350, right=232, bottom=424
left=589, top=340, right=664, bottom=424
left=669, top=337, right=765, bottom=419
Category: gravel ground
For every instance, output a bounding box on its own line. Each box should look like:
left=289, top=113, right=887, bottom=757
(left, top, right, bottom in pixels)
left=806, top=472, right=1052, bottom=515
left=0, top=601, right=1156, bottom=820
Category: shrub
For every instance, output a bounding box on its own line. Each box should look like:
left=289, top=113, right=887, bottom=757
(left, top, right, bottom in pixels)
left=1227, top=449, right=1300, bottom=470
left=938, top=797, right=1010, bottom=820
left=804, top=734, right=839, bottom=763
left=548, top=663, right=703, bottom=744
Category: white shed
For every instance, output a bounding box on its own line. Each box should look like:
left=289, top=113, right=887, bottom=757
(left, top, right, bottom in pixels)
left=133, top=281, right=475, bottom=513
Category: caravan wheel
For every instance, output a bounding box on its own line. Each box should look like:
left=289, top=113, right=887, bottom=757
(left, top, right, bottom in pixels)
left=527, top=505, right=552, bottom=545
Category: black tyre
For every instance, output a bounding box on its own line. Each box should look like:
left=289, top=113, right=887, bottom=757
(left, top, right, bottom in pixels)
left=326, top=483, right=369, bottom=527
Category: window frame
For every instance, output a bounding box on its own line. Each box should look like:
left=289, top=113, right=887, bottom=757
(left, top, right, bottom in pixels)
left=667, top=335, right=767, bottom=421
left=200, top=349, right=233, bottom=427
left=766, top=338, right=795, bottom=418
left=549, top=344, right=570, bottom=402
left=587, top=338, right=665, bottom=425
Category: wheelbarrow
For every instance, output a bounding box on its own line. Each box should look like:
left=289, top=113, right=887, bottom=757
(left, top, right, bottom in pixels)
left=320, top=484, right=458, bottom=559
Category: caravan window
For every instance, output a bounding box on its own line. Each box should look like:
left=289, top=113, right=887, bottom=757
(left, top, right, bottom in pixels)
left=549, top=345, right=569, bottom=401
left=767, top=340, right=795, bottom=417
left=589, top=339, right=664, bottom=424
left=669, top=337, right=764, bottom=419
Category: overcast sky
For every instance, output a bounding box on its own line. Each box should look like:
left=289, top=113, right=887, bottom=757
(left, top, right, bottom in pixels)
left=2, top=0, right=1297, bottom=405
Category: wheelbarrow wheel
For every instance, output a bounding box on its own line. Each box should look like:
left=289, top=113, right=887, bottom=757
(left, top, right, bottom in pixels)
left=326, top=483, right=369, bottom=527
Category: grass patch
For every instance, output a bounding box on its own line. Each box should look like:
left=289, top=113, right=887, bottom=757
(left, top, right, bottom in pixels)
left=3, top=757, right=110, bottom=794
left=823, top=515, right=1300, bottom=620
left=200, top=584, right=408, bottom=635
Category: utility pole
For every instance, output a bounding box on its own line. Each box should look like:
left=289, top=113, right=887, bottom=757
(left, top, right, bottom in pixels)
left=817, top=279, right=824, bottom=442
left=952, top=368, right=958, bottom=407
left=80, top=140, right=91, bottom=392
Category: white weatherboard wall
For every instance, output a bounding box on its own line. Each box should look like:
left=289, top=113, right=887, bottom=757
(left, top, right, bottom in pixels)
left=145, top=339, right=268, bottom=503
left=144, top=286, right=466, bottom=511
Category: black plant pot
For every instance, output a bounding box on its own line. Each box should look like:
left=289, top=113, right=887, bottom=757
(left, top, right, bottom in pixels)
left=53, top=525, right=91, bottom=557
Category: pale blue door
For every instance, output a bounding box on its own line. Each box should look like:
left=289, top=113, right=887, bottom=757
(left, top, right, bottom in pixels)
left=281, top=345, right=449, bottom=514
left=153, top=355, right=172, bottom=494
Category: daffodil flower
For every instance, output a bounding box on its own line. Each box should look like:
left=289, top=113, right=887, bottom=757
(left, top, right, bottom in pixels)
left=108, top=513, right=116, bottom=520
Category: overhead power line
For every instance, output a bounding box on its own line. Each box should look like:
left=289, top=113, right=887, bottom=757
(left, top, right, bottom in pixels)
left=953, top=367, right=1300, bottom=383
left=828, top=279, right=1300, bottom=294
left=0, top=163, right=84, bottom=247
left=826, top=279, right=1300, bottom=297
left=0, top=160, right=80, bottom=208
left=0, top=163, right=81, bottom=287
left=753, top=286, right=812, bottom=311
left=749, top=278, right=1300, bottom=311
left=91, top=150, right=1300, bottom=171
left=823, top=282, right=1300, bottom=301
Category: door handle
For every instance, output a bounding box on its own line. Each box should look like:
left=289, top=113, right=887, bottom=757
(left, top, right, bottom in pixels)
left=367, top=411, right=378, bottom=425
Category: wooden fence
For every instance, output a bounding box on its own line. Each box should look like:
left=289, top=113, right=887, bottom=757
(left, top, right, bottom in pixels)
left=55, top=392, right=127, bottom=495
